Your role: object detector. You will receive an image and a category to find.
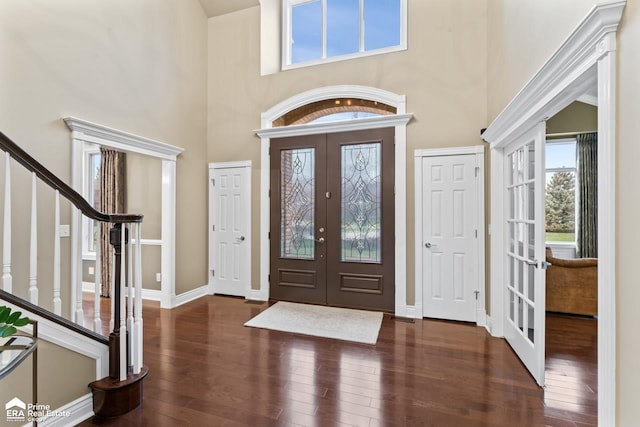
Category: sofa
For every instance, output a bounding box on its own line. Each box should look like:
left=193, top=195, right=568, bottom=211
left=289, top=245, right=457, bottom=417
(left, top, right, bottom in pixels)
left=545, top=247, right=598, bottom=316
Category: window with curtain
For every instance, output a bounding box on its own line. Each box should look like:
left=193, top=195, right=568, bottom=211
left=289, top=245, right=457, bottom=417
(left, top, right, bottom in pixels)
left=545, top=139, right=577, bottom=243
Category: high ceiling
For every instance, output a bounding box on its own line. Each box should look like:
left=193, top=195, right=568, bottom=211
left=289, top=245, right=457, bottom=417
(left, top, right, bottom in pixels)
left=198, top=0, right=259, bottom=18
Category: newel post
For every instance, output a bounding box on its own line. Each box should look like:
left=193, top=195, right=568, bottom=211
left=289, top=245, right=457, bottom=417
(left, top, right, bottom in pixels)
left=108, top=223, right=128, bottom=379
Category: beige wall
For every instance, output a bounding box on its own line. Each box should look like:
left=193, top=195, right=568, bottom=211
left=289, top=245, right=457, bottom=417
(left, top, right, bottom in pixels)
left=0, top=0, right=209, bottom=301
left=207, top=2, right=488, bottom=304
left=487, top=1, right=640, bottom=423
left=0, top=339, right=95, bottom=418
left=546, top=101, right=597, bottom=136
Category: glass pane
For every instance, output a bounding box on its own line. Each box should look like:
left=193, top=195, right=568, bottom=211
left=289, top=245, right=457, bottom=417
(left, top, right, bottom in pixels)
left=89, top=153, right=101, bottom=252
left=291, top=0, right=322, bottom=64
left=327, top=0, right=359, bottom=56
left=527, top=303, right=535, bottom=343
left=546, top=141, right=576, bottom=169
left=341, top=143, right=381, bottom=262
left=364, top=0, right=401, bottom=50
left=545, top=171, right=576, bottom=242
left=528, top=264, right=535, bottom=303
left=528, top=224, right=535, bottom=259
left=518, top=260, right=524, bottom=294
left=280, top=148, right=315, bottom=259
left=518, top=296, right=524, bottom=333
left=527, top=142, right=535, bottom=181
left=527, top=182, right=535, bottom=221
left=509, top=290, right=515, bottom=322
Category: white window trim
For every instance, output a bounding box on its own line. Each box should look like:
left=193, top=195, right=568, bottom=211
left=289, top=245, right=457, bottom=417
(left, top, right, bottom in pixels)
left=281, top=0, right=407, bottom=70
left=545, top=138, right=578, bottom=246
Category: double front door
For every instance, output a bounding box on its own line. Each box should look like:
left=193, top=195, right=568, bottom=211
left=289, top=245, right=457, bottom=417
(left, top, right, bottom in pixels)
left=270, top=128, right=395, bottom=311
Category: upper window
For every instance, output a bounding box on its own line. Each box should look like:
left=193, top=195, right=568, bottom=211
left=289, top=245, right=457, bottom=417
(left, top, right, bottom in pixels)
left=283, top=0, right=406, bottom=69
left=545, top=139, right=576, bottom=244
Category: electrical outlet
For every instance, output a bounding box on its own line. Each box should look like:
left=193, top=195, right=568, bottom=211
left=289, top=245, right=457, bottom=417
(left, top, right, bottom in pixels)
left=88, top=266, right=94, bottom=275
left=156, top=273, right=162, bottom=282
left=58, top=224, right=70, bottom=237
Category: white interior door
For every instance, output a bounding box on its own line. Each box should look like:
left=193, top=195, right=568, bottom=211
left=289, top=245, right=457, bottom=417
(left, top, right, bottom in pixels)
left=503, top=123, right=546, bottom=386
left=422, top=154, right=479, bottom=322
left=209, top=163, right=251, bottom=297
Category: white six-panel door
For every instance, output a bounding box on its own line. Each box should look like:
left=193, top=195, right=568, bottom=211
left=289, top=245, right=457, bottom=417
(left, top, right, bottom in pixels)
left=503, top=123, right=546, bottom=386
left=209, top=162, right=251, bottom=297
left=422, top=154, right=479, bottom=322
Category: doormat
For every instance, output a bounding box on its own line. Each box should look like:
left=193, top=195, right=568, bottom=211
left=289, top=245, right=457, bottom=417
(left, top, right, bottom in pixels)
left=244, top=301, right=383, bottom=344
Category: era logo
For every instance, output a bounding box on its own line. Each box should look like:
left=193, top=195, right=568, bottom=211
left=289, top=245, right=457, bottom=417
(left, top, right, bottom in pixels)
left=5, top=397, right=26, bottom=422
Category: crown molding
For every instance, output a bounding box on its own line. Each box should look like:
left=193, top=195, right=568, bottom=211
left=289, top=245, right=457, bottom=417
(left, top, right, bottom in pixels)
left=482, top=0, right=625, bottom=147
left=64, top=117, right=184, bottom=161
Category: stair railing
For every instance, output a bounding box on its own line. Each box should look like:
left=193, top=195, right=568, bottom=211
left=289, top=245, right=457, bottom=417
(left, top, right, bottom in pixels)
left=0, top=130, right=143, bottom=381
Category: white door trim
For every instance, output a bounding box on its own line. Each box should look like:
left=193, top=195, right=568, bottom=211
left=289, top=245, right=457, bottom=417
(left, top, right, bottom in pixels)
left=481, top=2, right=625, bottom=424
left=65, top=117, right=184, bottom=310
left=208, top=161, right=252, bottom=298
left=414, top=145, right=485, bottom=324
left=255, top=85, right=412, bottom=316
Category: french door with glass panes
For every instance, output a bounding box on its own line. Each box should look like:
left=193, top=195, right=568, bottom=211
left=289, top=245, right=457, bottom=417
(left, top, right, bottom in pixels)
left=270, top=128, right=395, bottom=311
left=504, top=123, right=547, bottom=386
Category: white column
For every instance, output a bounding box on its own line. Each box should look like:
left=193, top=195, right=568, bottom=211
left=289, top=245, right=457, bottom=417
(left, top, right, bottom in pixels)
left=119, top=225, right=127, bottom=381
left=29, top=173, right=38, bottom=304
left=597, top=35, right=616, bottom=427
left=161, top=159, right=176, bottom=308
left=3, top=152, right=12, bottom=293
left=133, top=223, right=143, bottom=374
left=53, top=190, right=62, bottom=315
left=127, top=225, right=134, bottom=371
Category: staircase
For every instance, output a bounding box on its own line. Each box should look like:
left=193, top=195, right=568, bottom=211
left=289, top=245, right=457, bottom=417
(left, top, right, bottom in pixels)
left=0, top=130, right=147, bottom=419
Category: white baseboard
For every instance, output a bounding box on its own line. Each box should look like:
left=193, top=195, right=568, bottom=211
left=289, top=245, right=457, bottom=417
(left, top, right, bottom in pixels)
left=246, top=288, right=268, bottom=302
left=404, top=305, right=416, bottom=319
left=82, top=282, right=162, bottom=301
left=173, top=284, right=209, bottom=308
left=37, top=393, right=94, bottom=427
left=485, top=315, right=493, bottom=336
left=476, top=308, right=488, bottom=328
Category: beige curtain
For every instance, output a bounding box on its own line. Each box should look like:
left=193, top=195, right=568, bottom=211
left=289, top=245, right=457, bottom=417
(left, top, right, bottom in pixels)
left=99, top=148, right=126, bottom=297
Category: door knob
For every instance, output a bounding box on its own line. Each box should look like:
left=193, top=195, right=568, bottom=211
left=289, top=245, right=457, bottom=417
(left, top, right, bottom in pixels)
left=238, top=236, right=245, bottom=242
left=425, top=242, right=432, bottom=248
left=315, top=237, right=325, bottom=243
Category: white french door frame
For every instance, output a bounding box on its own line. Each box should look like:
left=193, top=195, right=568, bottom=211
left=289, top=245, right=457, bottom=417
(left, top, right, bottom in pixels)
left=208, top=160, right=252, bottom=298
left=255, top=85, right=413, bottom=316
left=482, top=2, right=625, bottom=424
left=413, top=146, right=486, bottom=324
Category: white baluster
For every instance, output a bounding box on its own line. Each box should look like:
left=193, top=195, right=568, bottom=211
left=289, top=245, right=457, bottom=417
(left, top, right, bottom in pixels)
left=133, top=223, right=143, bottom=374
left=53, top=190, right=61, bottom=315
left=119, top=224, right=127, bottom=381
left=127, top=225, right=134, bottom=371
left=94, top=223, right=102, bottom=334
left=29, top=173, right=38, bottom=304
left=3, top=152, right=12, bottom=292
left=110, top=240, right=115, bottom=332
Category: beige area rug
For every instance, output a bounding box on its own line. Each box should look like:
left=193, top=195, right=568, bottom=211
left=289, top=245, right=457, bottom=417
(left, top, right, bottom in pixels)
left=244, top=301, right=383, bottom=344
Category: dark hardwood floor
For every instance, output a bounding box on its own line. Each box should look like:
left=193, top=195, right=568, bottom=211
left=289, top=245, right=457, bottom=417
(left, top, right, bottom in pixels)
left=78, top=295, right=597, bottom=426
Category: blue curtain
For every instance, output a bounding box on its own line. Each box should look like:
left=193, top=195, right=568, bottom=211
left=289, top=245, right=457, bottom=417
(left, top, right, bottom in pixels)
left=576, top=132, right=597, bottom=258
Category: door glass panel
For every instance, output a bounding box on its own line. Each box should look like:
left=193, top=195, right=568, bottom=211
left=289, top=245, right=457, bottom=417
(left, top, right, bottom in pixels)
left=280, top=148, right=315, bottom=259
left=341, top=142, right=381, bottom=263
left=527, top=304, right=535, bottom=343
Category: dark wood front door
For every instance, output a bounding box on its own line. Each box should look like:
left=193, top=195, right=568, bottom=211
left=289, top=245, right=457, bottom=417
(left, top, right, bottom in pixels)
left=270, top=128, right=395, bottom=311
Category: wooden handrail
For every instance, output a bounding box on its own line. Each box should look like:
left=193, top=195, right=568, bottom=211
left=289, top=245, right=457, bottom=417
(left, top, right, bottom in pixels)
left=0, top=289, right=108, bottom=345
left=0, top=131, right=142, bottom=224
